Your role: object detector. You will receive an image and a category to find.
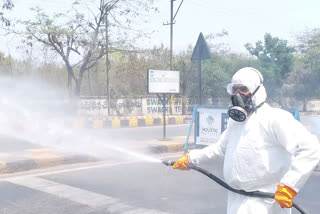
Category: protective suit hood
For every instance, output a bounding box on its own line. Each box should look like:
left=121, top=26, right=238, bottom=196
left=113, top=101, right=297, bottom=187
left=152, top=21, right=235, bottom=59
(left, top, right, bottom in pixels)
left=229, top=67, right=267, bottom=107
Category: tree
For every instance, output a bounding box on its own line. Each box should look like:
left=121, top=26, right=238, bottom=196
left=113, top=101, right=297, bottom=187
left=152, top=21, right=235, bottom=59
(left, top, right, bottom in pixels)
left=13, top=0, right=156, bottom=96
left=197, top=31, right=246, bottom=105
left=245, top=33, right=295, bottom=104
left=288, top=28, right=320, bottom=110
left=296, top=28, right=320, bottom=76
left=0, top=51, right=13, bottom=74
left=285, top=57, right=319, bottom=111
left=201, top=54, right=261, bottom=105
left=109, top=45, right=170, bottom=98
left=205, top=30, right=230, bottom=56
left=0, top=0, right=14, bottom=26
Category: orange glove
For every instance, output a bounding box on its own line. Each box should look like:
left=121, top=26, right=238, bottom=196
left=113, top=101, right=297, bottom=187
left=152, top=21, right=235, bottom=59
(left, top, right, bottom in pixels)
left=172, top=153, right=190, bottom=170
left=274, top=184, right=297, bottom=208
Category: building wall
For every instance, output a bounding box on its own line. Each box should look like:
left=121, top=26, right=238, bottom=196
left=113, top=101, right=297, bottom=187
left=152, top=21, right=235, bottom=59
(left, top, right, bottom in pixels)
left=78, top=97, right=320, bottom=117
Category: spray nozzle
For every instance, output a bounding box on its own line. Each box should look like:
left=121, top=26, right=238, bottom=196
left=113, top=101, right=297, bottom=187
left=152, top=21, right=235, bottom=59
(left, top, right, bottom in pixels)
left=162, top=160, right=175, bottom=166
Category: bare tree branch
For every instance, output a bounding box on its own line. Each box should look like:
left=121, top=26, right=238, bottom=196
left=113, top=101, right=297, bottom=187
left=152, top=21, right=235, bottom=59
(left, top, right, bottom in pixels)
left=9, top=0, right=155, bottom=96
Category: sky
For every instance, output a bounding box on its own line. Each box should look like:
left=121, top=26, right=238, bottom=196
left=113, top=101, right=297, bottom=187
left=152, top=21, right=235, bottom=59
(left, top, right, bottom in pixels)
left=2, top=0, right=320, bottom=59
left=146, top=0, right=320, bottom=53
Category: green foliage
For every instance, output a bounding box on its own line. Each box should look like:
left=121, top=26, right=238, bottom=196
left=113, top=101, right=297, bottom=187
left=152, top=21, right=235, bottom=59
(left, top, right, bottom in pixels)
left=296, top=28, right=320, bottom=74
left=245, top=33, right=295, bottom=84
left=0, top=51, right=12, bottom=74
left=7, top=6, right=320, bottom=111
left=173, top=46, right=196, bottom=96
left=110, top=46, right=171, bottom=99
left=290, top=28, right=320, bottom=105
left=202, top=54, right=260, bottom=100
left=245, top=33, right=295, bottom=104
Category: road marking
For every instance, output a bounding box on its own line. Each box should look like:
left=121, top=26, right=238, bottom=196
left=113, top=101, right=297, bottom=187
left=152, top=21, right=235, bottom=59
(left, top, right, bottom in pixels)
left=0, top=153, right=180, bottom=213
left=6, top=176, right=170, bottom=213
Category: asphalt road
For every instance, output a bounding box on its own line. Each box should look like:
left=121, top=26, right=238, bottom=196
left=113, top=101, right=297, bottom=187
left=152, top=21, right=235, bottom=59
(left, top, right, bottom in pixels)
left=0, top=124, right=318, bottom=214
left=0, top=124, right=194, bottom=161
left=68, top=124, right=194, bottom=159
left=0, top=153, right=319, bottom=214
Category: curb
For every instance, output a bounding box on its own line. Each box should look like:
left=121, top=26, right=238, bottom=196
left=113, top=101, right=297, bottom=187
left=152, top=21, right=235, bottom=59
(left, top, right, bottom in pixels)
left=72, top=115, right=192, bottom=129
left=149, top=142, right=186, bottom=154
left=300, top=112, right=320, bottom=116
left=148, top=143, right=204, bottom=154
left=0, top=148, right=98, bottom=174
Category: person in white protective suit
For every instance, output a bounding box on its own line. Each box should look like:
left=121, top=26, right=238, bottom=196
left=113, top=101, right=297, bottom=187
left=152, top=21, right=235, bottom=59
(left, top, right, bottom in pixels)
left=172, top=67, right=320, bottom=214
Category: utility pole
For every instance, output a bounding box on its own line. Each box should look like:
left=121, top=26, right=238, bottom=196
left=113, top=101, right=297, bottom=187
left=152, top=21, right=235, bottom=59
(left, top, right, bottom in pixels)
left=163, top=0, right=184, bottom=69
left=169, top=0, right=174, bottom=115
left=164, top=0, right=184, bottom=114
left=170, top=0, right=174, bottom=70
left=105, top=8, right=111, bottom=116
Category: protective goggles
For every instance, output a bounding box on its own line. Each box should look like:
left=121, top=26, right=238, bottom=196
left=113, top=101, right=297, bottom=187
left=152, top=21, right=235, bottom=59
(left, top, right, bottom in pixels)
left=227, top=84, right=251, bottom=96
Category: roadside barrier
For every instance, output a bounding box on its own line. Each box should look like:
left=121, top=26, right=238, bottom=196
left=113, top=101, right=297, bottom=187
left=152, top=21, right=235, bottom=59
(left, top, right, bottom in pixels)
left=72, top=115, right=192, bottom=129
left=300, top=112, right=320, bottom=116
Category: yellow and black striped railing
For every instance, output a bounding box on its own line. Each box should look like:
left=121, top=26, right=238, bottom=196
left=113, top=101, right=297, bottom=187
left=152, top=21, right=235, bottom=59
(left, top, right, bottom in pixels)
left=72, top=115, right=192, bottom=128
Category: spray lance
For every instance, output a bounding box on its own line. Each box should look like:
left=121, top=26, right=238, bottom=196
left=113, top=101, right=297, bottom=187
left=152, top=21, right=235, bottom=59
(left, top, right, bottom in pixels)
left=162, top=160, right=309, bottom=214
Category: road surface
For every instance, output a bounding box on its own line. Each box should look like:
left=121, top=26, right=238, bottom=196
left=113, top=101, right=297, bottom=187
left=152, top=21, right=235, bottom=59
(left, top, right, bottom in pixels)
left=0, top=153, right=318, bottom=214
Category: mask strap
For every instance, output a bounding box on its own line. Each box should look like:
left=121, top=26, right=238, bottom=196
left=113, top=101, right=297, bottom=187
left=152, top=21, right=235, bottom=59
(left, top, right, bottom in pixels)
left=248, top=85, right=265, bottom=113
left=251, top=85, right=261, bottom=96
left=243, top=84, right=261, bottom=110
left=243, top=85, right=260, bottom=105
left=256, top=102, right=265, bottom=109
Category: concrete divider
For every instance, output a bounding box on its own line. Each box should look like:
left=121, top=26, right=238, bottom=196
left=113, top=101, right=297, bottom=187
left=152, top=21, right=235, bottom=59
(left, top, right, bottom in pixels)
left=148, top=136, right=190, bottom=154
left=0, top=148, right=98, bottom=174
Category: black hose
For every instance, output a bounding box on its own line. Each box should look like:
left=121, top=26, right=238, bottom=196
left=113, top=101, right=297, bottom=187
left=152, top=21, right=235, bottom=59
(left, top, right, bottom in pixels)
left=162, top=160, right=309, bottom=214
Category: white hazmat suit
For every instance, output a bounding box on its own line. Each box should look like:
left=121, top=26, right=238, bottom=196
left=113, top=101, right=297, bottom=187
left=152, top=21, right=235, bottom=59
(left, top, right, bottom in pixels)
left=189, top=67, right=320, bottom=214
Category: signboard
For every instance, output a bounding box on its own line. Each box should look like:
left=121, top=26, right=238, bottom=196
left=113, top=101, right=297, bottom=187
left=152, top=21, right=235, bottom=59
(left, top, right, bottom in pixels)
left=307, top=100, right=320, bottom=111
left=195, top=107, right=228, bottom=145
left=147, top=69, right=180, bottom=94
left=191, top=32, right=211, bottom=61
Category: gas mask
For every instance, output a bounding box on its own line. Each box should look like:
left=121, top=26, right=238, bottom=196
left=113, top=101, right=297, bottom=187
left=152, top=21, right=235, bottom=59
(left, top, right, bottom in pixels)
left=228, top=86, right=260, bottom=122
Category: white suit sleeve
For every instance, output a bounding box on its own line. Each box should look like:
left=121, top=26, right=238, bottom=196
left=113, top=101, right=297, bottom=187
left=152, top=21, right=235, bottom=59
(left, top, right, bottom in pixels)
left=271, top=110, right=320, bottom=192
left=189, top=128, right=229, bottom=165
